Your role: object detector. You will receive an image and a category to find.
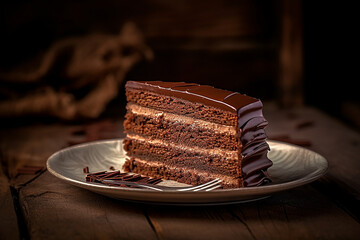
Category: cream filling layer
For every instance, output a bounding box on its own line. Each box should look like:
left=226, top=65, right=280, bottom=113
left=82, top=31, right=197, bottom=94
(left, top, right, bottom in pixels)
left=127, top=133, right=239, bottom=160
left=132, top=157, right=240, bottom=185
left=128, top=103, right=237, bottom=135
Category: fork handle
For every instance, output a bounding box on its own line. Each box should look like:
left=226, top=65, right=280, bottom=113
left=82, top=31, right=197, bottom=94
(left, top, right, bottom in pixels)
left=101, top=179, right=185, bottom=191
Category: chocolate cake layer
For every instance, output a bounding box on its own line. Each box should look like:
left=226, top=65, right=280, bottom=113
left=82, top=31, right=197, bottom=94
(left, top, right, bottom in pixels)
left=126, top=88, right=238, bottom=126
left=126, top=81, right=266, bottom=128
left=123, top=157, right=243, bottom=188
left=123, top=81, right=273, bottom=188
left=123, top=136, right=241, bottom=176
left=124, top=104, right=240, bottom=151
left=124, top=133, right=271, bottom=186
left=126, top=81, right=259, bottom=112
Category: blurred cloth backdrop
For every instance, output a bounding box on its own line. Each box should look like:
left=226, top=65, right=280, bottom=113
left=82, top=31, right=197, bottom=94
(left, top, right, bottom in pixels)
left=0, top=0, right=358, bottom=128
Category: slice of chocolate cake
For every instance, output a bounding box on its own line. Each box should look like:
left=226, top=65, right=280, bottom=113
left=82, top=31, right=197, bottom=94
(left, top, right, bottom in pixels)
left=123, top=81, right=272, bottom=188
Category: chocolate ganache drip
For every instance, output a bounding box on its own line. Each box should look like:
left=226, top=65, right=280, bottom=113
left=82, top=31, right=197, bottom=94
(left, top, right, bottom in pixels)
left=126, top=80, right=273, bottom=186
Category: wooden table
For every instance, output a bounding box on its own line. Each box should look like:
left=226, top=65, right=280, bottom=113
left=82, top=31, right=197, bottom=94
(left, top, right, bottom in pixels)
left=1, top=102, right=359, bottom=240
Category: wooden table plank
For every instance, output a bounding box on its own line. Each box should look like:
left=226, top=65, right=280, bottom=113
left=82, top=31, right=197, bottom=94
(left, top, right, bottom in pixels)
left=0, top=120, right=123, bottom=187
left=19, top=171, right=157, bottom=240
left=145, top=185, right=359, bottom=240
left=1, top=104, right=359, bottom=239
left=264, top=102, right=360, bottom=199
left=145, top=205, right=255, bottom=240
left=0, top=170, right=20, bottom=240
left=0, top=124, right=75, bottom=181
left=19, top=171, right=360, bottom=240
left=230, top=185, right=360, bottom=240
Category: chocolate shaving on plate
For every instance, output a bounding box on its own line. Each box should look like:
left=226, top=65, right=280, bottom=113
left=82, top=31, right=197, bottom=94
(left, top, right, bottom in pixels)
left=85, top=170, right=162, bottom=188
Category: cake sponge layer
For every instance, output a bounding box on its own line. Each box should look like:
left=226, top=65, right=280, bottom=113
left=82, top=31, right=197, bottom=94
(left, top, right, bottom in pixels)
left=123, top=136, right=241, bottom=177
left=123, top=157, right=243, bottom=188
left=123, top=81, right=273, bottom=188
left=126, top=89, right=238, bottom=126
left=124, top=104, right=240, bottom=151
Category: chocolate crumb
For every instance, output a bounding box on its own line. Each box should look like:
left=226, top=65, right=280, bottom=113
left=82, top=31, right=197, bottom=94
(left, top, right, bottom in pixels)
left=85, top=170, right=163, bottom=188
left=71, top=129, right=86, bottom=136
left=83, top=166, right=89, bottom=173
left=102, top=171, right=121, bottom=179
left=296, top=121, right=314, bottom=130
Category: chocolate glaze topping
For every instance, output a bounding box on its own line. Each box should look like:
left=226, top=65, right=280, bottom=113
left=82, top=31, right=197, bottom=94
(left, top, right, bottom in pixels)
left=126, top=81, right=259, bottom=113
left=126, top=80, right=272, bottom=187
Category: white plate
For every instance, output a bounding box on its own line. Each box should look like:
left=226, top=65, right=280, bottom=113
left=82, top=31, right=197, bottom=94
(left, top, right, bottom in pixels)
left=47, top=139, right=328, bottom=205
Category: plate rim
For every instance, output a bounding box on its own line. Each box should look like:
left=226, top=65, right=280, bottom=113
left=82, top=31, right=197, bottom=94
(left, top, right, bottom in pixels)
left=46, top=139, right=328, bottom=201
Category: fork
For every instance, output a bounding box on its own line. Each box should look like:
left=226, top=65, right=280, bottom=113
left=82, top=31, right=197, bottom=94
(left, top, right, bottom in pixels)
left=101, top=178, right=222, bottom=192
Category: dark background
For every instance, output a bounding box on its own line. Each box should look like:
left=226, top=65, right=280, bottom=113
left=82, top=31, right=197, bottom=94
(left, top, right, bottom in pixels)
left=0, top=0, right=358, bottom=129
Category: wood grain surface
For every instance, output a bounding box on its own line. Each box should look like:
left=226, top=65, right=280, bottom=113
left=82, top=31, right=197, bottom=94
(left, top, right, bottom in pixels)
left=264, top=102, right=360, bottom=200
left=0, top=104, right=359, bottom=239
left=0, top=169, right=19, bottom=240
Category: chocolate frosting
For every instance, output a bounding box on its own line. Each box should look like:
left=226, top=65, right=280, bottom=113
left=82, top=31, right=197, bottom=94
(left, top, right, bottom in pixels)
left=126, top=80, right=272, bottom=187
left=126, top=81, right=259, bottom=113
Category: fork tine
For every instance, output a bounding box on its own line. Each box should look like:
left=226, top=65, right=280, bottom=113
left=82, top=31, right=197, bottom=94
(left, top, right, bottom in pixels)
left=193, top=179, right=222, bottom=192
left=102, top=178, right=222, bottom=191
left=102, top=179, right=163, bottom=191
left=176, top=178, right=218, bottom=192
left=177, top=178, right=221, bottom=192
left=205, top=184, right=222, bottom=191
